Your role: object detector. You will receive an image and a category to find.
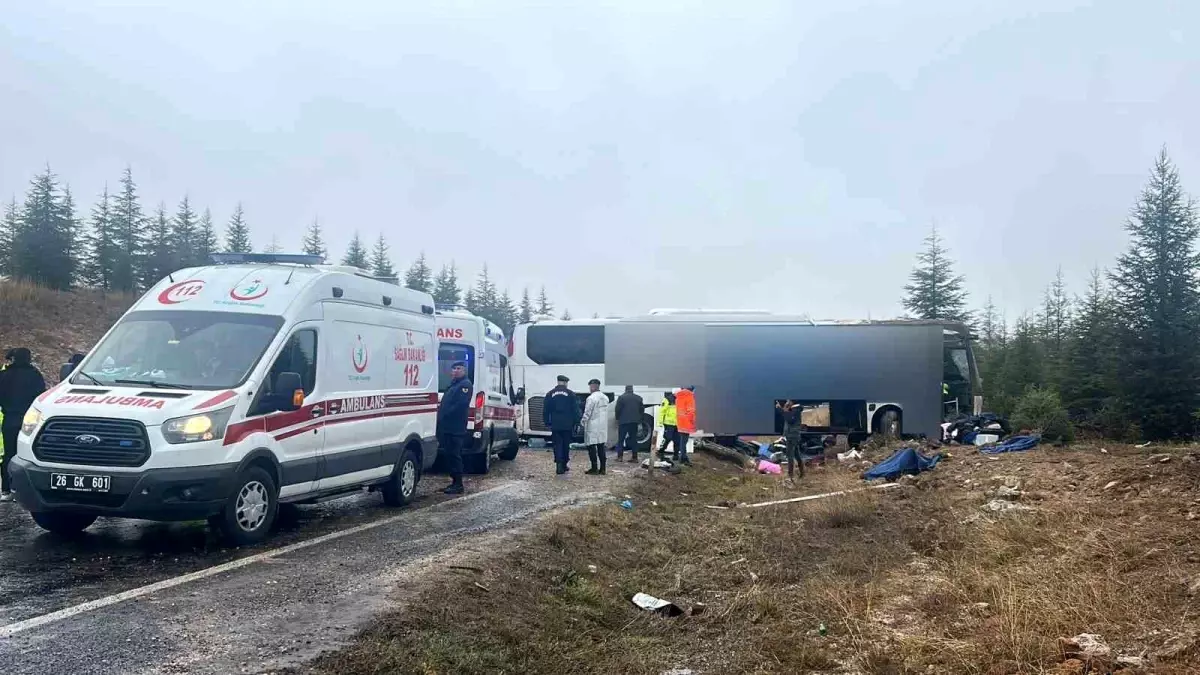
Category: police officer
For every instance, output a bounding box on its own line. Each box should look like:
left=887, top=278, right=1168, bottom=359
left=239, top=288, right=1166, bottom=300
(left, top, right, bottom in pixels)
left=436, top=361, right=472, bottom=495
left=543, top=374, right=581, bottom=475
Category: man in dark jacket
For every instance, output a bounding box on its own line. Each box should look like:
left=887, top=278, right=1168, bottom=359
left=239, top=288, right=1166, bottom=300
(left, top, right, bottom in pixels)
left=614, top=385, right=644, bottom=462
left=436, top=361, right=472, bottom=495
left=543, top=375, right=580, bottom=475
left=0, top=348, right=46, bottom=501
left=777, top=400, right=805, bottom=479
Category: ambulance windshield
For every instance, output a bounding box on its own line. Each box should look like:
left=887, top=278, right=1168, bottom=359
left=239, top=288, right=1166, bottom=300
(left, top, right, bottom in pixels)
left=73, top=311, right=285, bottom=390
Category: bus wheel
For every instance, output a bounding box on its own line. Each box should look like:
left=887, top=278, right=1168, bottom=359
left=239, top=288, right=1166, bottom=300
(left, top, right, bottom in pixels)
left=879, top=409, right=901, bottom=438
left=636, top=413, right=654, bottom=451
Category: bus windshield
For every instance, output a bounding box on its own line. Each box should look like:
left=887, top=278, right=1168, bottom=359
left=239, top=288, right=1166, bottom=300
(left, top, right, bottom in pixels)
left=525, top=324, right=605, bottom=365
left=73, top=311, right=284, bottom=390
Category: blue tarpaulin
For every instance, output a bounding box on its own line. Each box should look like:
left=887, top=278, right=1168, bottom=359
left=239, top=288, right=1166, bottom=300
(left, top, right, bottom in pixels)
left=758, top=443, right=773, bottom=459
left=979, top=435, right=1040, bottom=455
left=861, top=447, right=942, bottom=481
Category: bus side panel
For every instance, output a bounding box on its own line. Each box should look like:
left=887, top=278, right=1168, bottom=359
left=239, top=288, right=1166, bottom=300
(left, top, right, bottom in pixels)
left=604, top=322, right=708, bottom=389
left=703, top=324, right=943, bottom=438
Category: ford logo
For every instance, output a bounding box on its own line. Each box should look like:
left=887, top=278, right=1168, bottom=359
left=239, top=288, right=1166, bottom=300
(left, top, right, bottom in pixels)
left=74, top=434, right=102, bottom=446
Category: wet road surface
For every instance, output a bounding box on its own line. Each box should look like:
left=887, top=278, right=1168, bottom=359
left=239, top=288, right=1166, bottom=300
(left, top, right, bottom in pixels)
left=0, top=449, right=628, bottom=674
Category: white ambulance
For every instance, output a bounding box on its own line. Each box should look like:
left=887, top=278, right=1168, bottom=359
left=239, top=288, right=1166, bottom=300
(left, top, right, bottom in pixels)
left=434, top=306, right=519, bottom=473
left=10, top=254, right=439, bottom=546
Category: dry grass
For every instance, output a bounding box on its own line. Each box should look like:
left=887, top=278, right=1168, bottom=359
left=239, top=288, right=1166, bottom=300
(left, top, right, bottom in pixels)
left=299, top=444, right=1200, bottom=675
left=0, top=279, right=133, bottom=377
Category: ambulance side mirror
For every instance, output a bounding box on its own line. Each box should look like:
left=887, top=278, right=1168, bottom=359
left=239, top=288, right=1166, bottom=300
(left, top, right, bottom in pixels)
left=513, top=387, right=525, bottom=405
left=274, top=372, right=304, bottom=412
left=59, top=363, right=74, bottom=382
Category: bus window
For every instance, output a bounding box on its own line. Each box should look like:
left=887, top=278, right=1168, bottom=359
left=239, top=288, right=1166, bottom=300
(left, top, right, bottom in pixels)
left=526, top=324, right=605, bottom=364
left=438, top=343, right=475, bottom=393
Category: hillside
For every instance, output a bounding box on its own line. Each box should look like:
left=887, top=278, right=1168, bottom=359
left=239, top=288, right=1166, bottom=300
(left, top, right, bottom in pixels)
left=0, top=281, right=134, bottom=380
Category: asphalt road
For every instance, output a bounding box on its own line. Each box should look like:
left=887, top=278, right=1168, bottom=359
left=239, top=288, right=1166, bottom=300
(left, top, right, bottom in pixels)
left=0, top=448, right=627, bottom=674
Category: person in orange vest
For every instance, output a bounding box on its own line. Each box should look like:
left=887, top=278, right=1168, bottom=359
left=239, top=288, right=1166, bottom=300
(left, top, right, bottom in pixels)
left=674, top=386, right=696, bottom=467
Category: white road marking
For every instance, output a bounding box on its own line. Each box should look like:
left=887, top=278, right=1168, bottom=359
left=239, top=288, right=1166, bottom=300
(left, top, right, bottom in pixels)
left=0, top=483, right=513, bottom=639
left=742, top=483, right=898, bottom=508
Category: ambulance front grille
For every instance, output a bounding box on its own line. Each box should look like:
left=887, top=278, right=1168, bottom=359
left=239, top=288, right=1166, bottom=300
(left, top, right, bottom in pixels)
left=33, top=417, right=151, bottom=468
left=526, top=396, right=548, bottom=432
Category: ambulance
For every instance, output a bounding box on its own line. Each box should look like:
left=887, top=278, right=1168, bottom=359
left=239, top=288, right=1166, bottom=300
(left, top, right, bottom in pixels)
left=10, top=253, right=440, bottom=545
left=434, top=306, right=519, bottom=473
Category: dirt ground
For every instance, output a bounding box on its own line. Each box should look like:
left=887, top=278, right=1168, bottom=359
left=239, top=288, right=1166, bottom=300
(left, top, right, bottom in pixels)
left=296, top=439, right=1200, bottom=675
left=0, top=281, right=132, bottom=374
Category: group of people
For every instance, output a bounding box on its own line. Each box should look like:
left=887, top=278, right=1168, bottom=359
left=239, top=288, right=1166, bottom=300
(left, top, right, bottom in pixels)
left=542, top=376, right=697, bottom=476
left=0, top=348, right=48, bottom=502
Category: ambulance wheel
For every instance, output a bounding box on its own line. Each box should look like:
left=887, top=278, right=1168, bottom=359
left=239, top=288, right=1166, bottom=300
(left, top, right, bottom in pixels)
left=498, top=441, right=519, bottom=461
left=383, top=447, right=419, bottom=507
left=30, top=511, right=97, bottom=536
left=212, top=466, right=278, bottom=547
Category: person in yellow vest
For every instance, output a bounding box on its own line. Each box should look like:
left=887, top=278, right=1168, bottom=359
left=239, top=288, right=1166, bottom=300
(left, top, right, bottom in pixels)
left=656, top=391, right=678, bottom=461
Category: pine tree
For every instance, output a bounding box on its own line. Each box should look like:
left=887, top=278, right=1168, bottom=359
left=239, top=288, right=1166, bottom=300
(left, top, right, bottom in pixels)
left=902, top=225, right=970, bottom=322
left=110, top=166, right=145, bottom=292
left=494, top=289, right=520, bottom=335
left=560, top=308, right=573, bottom=321
left=58, top=184, right=82, bottom=287
left=82, top=187, right=115, bottom=288
left=404, top=252, right=433, bottom=292
left=463, top=287, right=479, bottom=313
left=224, top=203, right=253, bottom=253
left=341, top=231, right=368, bottom=268
left=1061, top=268, right=1117, bottom=419
left=979, top=296, right=1000, bottom=349
left=262, top=234, right=282, bottom=254
left=11, top=166, right=75, bottom=289
left=471, top=264, right=499, bottom=317
left=0, top=197, right=18, bottom=277
left=302, top=219, right=327, bottom=260
left=1038, top=267, right=1072, bottom=392
left=173, top=196, right=199, bottom=268
left=432, top=262, right=462, bottom=305
left=518, top=288, right=534, bottom=324
left=1001, top=314, right=1044, bottom=404
left=371, top=235, right=395, bottom=278
left=142, top=204, right=176, bottom=287
left=1109, top=149, right=1200, bottom=440
left=196, top=208, right=219, bottom=264
left=536, top=285, right=554, bottom=317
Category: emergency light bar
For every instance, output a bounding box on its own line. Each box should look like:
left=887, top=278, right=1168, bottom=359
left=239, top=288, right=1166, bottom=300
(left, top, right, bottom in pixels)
left=210, top=253, right=325, bottom=266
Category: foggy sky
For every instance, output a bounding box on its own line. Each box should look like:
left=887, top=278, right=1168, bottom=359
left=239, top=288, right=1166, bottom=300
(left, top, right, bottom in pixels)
left=2, top=0, right=1197, bottom=323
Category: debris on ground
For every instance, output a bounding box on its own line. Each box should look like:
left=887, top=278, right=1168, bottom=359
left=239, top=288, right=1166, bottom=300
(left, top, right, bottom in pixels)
left=837, top=449, right=863, bottom=462
left=980, top=434, right=1040, bottom=454
left=619, top=499, right=634, bottom=510
left=1058, top=633, right=1112, bottom=671
left=756, top=459, right=782, bottom=475
left=631, top=592, right=684, bottom=617
left=861, top=447, right=942, bottom=481
left=982, top=499, right=1035, bottom=514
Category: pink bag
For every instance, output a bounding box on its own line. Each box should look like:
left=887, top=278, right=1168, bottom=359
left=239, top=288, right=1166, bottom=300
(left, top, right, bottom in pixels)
left=757, top=459, right=782, bottom=475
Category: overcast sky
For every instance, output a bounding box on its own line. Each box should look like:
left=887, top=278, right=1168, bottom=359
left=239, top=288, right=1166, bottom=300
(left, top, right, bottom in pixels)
left=2, top=1, right=1197, bottom=322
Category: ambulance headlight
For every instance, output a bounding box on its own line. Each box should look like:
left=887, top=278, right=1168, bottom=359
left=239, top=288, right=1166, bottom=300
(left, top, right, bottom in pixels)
left=162, top=408, right=234, bottom=444
left=21, top=408, right=43, bottom=436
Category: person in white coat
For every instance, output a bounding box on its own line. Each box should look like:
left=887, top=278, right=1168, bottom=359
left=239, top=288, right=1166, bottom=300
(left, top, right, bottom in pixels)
left=581, top=378, right=610, bottom=475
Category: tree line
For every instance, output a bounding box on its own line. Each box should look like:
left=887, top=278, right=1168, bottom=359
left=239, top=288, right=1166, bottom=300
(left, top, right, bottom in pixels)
left=901, top=148, right=1198, bottom=441
left=0, top=165, right=572, bottom=336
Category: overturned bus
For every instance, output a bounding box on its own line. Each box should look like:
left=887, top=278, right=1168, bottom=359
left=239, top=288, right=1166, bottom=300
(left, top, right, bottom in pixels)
left=602, top=316, right=980, bottom=442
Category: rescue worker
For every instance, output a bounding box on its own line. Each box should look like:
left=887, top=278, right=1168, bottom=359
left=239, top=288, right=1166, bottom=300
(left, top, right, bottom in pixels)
left=674, top=385, right=696, bottom=466
left=0, top=348, right=46, bottom=501
left=580, top=378, right=609, bottom=475
left=777, top=400, right=805, bottom=479
left=656, top=391, right=678, bottom=460
left=614, top=385, right=644, bottom=462
left=436, top=361, right=472, bottom=495
left=543, top=375, right=580, bottom=475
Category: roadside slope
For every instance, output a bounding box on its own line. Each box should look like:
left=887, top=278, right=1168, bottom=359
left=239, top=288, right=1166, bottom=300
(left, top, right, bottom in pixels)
left=0, top=281, right=132, bottom=374
left=299, top=444, right=1200, bottom=674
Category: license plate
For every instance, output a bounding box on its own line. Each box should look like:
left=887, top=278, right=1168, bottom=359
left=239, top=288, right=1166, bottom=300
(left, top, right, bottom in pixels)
left=50, top=473, right=112, bottom=493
